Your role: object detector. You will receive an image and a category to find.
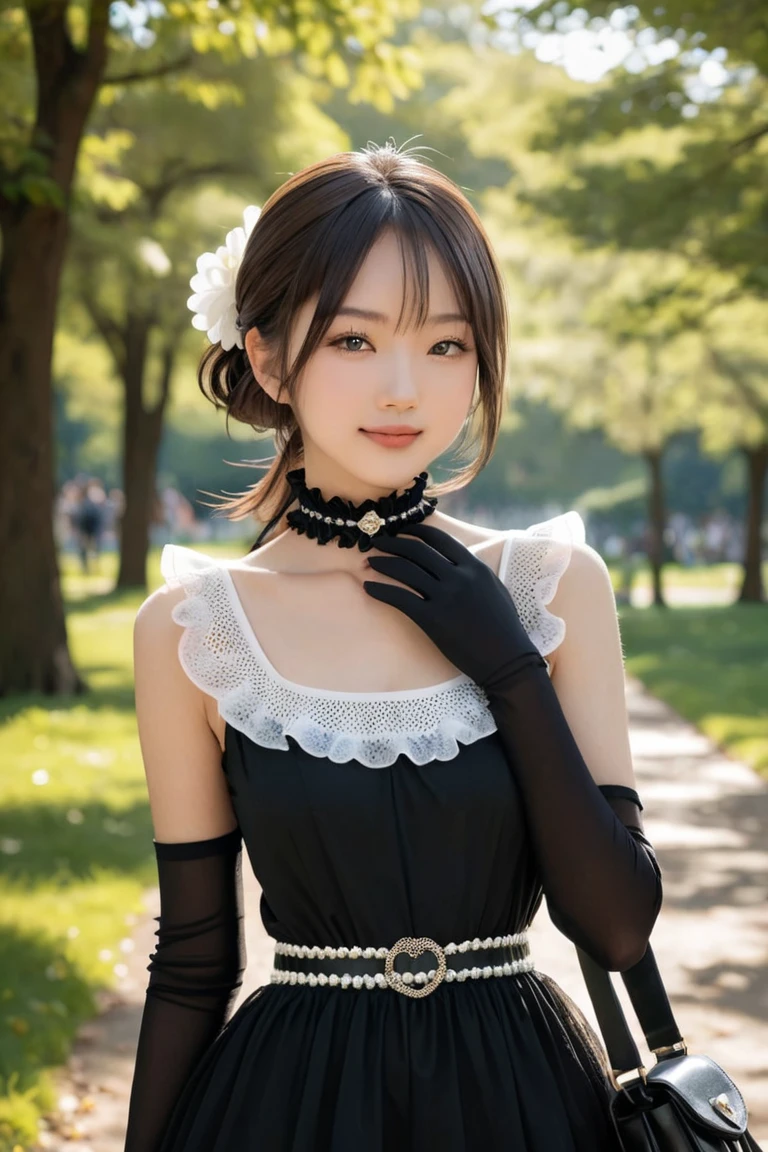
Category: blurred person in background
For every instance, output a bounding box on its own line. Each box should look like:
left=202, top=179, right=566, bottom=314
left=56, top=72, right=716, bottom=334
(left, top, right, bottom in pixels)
left=73, top=478, right=108, bottom=573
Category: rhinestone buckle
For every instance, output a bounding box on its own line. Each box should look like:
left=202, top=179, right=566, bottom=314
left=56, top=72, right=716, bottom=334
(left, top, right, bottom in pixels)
left=357, top=510, right=385, bottom=536
left=385, top=936, right=446, bottom=998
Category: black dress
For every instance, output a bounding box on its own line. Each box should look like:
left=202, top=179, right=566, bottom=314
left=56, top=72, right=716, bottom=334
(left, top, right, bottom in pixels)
left=133, top=513, right=658, bottom=1152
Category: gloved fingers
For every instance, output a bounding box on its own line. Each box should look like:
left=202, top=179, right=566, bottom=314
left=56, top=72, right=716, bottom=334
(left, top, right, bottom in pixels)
left=366, top=554, right=437, bottom=596
left=392, top=520, right=470, bottom=565
left=362, top=579, right=431, bottom=619
left=369, top=526, right=459, bottom=575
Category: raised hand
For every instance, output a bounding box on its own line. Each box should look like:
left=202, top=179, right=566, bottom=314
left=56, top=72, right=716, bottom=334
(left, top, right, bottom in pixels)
left=362, top=521, right=547, bottom=695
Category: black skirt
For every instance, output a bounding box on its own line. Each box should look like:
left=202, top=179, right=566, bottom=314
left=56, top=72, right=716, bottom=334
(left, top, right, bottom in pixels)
left=157, top=726, right=619, bottom=1152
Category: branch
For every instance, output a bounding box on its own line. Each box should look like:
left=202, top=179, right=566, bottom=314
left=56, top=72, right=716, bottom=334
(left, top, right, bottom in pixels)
left=153, top=341, right=176, bottom=417
left=102, top=52, right=193, bottom=86
left=145, top=161, right=254, bottom=213
left=706, top=345, right=768, bottom=426
left=728, top=122, right=768, bottom=158
left=86, top=0, right=111, bottom=73
left=80, top=284, right=125, bottom=371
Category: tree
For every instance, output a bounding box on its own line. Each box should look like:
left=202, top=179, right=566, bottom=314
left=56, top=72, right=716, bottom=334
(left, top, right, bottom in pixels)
left=69, top=52, right=347, bottom=588
left=696, top=297, right=768, bottom=601
left=504, top=245, right=704, bottom=605
left=428, top=35, right=767, bottom=598
left=0, top=0, right=422, bottom=694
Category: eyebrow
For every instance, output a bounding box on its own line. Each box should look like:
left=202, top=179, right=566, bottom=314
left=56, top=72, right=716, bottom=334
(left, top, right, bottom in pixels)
left=335, top=306, right=469, bottom=325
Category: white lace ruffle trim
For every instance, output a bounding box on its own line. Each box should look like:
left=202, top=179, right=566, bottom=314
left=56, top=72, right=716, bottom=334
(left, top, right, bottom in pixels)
left=497, top=509, right=585, bottom=661
left=159, top=509, right=584, bottom=767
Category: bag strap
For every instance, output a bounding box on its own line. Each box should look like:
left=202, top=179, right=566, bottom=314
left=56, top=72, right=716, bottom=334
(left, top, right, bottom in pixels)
left=577, top=947, right=644, bottom=1077
left=621, top=945, right=685, bottom=1053
left=576, top=943, right=686, bottom=1078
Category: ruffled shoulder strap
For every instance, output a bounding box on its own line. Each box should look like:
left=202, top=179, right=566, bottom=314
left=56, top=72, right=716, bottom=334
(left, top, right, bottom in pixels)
left=498, top=510, right=585, bottom=662
left=160, top=542, right=222, bottom=584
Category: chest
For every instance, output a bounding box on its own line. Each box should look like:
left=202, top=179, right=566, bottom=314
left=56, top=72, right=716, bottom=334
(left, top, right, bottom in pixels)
left=242, top=566, right=466, bottom=689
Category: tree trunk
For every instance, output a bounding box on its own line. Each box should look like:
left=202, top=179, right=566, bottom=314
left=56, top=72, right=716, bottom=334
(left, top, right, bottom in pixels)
left=0, top=205, right=86, bottom=694
left=0, top=4, right=109, bottom=694
left=117, top=326, right=174, bottom=590
left=644, top=448, right=667, bottom=609
left=737, top=441, right=767, bottom=604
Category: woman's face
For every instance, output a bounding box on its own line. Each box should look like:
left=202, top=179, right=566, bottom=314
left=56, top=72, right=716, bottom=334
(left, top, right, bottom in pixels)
left=260, top=228, right=479, bottom=503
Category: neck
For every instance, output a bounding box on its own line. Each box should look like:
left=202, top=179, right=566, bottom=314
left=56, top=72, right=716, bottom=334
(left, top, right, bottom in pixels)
left=300, top=462, right=418, bottom=507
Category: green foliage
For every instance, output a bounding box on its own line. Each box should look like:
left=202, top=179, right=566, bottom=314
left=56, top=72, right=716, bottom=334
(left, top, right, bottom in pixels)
left=0, top=0, right=426, bottom=210
left=484, top=3, right=768, bottom=297
left=0, top=145, right=66, bottom=207
left=420, top=38, right=766, bottom=465
left=519, top=0, right=768, bottom=77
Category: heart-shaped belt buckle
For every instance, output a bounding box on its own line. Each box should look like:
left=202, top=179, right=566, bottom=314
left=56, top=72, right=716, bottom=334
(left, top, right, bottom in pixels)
left=385, top=936, right=446, bottom=998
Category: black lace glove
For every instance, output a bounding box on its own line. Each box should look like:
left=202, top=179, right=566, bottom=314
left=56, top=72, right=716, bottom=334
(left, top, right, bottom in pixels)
left=123, top=828, right=246, bottom=1152
left=363, top=523, right=662, bottom=970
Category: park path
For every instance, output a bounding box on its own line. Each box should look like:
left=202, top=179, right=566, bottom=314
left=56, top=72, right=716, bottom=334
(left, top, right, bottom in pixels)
left=39, top=675, right=768, bottom=1150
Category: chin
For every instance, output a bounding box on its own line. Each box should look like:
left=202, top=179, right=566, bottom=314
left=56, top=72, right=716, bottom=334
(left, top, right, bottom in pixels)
left=345, top=457, right=431, bottom=494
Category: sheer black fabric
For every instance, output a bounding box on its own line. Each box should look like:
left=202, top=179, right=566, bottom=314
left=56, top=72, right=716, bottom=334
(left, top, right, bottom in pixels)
left=485, top=654, right=663, bottom=971
left=123, top=827, right=246, bottom=1152
left=361, top=522, right=662, bottom=971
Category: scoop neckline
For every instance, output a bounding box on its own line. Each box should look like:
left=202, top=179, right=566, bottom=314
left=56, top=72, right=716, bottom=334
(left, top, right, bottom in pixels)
left=215, top=531, right=515, bottom=701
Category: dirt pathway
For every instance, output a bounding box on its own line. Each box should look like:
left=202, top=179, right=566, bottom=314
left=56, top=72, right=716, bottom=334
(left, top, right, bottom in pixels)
left=40, top=675, right=768, bottom=1149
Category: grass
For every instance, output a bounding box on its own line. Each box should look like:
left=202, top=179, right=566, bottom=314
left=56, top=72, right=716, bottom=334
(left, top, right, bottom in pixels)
left=0, top=581, right=151, bottom=1149
left=0, top=544, right=766, bottom=1149
left=607, top=558, right=768, bottom=593
left=618, top=603, right=768, bottom=776
left=0, top=541, right=254, bottom=1151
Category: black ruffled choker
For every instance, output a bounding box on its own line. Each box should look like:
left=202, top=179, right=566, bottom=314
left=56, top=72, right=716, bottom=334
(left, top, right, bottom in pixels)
left=249, top=467, right=438, bottom=553
left=286, top=467, right=438, bottom=551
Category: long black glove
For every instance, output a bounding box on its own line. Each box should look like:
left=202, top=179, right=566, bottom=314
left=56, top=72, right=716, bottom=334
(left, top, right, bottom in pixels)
left=123, top=827, right=246, bottom=1152
left=363, top=522, right=662, bottom=971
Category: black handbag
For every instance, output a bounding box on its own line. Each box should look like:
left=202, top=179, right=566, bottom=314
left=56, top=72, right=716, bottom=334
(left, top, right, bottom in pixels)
left=576, top=943, right=764, bottom=1152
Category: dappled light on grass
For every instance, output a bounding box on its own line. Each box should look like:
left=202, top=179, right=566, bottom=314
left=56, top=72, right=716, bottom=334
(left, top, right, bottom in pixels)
left=619, top=604, right=768, bottom=775
left=0, top=575, right=153, bottom=1150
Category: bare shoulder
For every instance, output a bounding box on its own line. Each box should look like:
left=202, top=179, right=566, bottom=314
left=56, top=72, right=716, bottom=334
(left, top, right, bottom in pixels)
left=428, top=510, right=505, bottom=548
left=133, top=583, right=206, bottom=718
left=133, top=581, right=188, bottom=653
left=549, top=540, right=613, bottom=612
left=428, top=512, right=509, bottom=571
left=547, top=540, right=622, bottom=676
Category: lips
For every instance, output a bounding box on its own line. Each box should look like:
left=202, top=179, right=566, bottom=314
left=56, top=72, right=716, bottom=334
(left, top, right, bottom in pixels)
left=360, top=430, right=422, bottom=448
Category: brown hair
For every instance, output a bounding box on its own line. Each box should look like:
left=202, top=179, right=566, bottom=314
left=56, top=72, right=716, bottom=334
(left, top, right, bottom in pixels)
left=196, top=140, right=509, bottom=546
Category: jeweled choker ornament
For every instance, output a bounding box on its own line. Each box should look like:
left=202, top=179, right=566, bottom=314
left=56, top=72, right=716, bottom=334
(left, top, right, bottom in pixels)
left=285, top=468, right=438, bottom=552
left=249, top=467, right=438, bottom=553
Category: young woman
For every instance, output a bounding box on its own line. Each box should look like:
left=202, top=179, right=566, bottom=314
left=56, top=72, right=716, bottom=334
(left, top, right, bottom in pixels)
left=124, top=141, right=662, bottom=1152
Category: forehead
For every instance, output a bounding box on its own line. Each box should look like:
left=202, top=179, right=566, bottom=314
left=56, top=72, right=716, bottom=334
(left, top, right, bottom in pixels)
left=292, top=224, right=470, bottom=346
left=345, top=229, right=461, bottom=325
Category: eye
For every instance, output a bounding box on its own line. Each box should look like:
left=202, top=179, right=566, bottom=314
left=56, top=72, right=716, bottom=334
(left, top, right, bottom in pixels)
left=329, top=330, right=472, bottom=357
left=331, top=331, right=372, bottom=354
left=432, top=339, right=470, bottom=357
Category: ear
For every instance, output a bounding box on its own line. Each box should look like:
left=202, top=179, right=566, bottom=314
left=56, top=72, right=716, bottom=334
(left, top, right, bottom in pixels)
left=244, top=327, right=288, bottom=406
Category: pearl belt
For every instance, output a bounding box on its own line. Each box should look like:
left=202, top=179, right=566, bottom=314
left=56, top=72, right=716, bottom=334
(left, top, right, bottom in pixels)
left=270, top=932, right=534, bottom=998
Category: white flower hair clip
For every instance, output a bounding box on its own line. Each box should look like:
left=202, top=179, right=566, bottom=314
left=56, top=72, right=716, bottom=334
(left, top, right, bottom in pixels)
left=187, top=204, right=262, bottom=352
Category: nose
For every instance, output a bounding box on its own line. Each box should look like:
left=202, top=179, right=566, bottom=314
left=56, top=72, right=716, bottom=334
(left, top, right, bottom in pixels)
left=378, top=348, right=419, bottom=409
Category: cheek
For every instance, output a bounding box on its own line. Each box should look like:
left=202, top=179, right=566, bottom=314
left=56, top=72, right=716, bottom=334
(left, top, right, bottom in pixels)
left=425, top=365, right=477, bottom=417
left=294, top=368, right=364, bottom=431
